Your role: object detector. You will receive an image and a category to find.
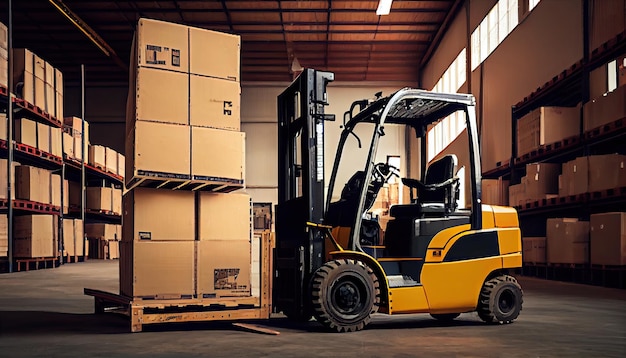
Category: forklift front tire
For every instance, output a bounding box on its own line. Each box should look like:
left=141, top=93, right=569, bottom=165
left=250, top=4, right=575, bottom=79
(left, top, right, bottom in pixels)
left=477, top=275, right=523, bottom=324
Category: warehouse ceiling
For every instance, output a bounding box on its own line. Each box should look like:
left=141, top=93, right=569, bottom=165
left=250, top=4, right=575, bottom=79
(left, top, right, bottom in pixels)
left=7, top=0, right=460, bottom=84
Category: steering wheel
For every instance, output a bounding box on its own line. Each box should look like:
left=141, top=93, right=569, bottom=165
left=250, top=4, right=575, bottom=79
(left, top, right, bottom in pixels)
left=372, top=163, right=399, bottom=185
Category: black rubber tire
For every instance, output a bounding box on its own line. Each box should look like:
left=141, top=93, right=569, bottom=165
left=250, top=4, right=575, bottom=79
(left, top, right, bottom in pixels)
left=477, top=275, right=523, bottom=324
left=311, top=259, right=380, bottom=332
left=430, top=313, right=461, bottom=321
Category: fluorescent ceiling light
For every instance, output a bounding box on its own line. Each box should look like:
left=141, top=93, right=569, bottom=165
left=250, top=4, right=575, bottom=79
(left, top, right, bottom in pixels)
left=376, top=0, right=393, bottom=15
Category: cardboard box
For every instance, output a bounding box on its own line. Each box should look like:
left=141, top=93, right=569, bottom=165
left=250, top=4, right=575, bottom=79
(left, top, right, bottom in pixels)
left=522, top=163, right=560, bottom=201
left=62, top=218, right=75, bottom=256
left=583, top=85, right=626, bottom=131
left=189, top=27, right=240, bottom=81
left=507, top=183, right=524, bottom=207
left=112, top=188, right=122, bottom=215
left=1, top=214, right=8, bottom=257
left=13, top=215, right=54, bottom=258
left=50, top=174, right=61, bottom=207
left=36, top=122, right=50, bottom=153
left=63, top=116, right=87, bottom=137
left=120, top=241, right=195, bottom=298
left=191, top=126, right=244, bottom=182
left=522, top=237, right=546, bottom=263
left=197, top=240, right=251, bottom=298
left=45, top=83, right=55, bottom=116
left=56, top=92, right=63, bottom=121
left=34, top=76, right=46, bottom=111
left=15, top=165, right=48, bottom=203
left=0, top=22, right=6, bottom=87
left=122, top=187, right=194, bottom=241
left=105, top=147, right=117, bottom=174
left=588, top=154, right=626, bottom=192
left=546, top=218, right=589, bottom=264
left=63, top=179, right=69, bottom=214
left=590, top=212, right=626, bottom=266
left=109, top=240, right=119, bottom=259
left=198, top=192, right=251, bottom=241
left=0, top=113, right=6, bottom=140
left=12, top=49, right=35, bottom=104
left=516, top=106, right=580, bottom=156
left=14, top=118, right=37, bottom=147
left=133, top=67, right=188, bottom=125
left=55, top=68, right=64, bottom=95
left=73, top=135, right=85, bottom=161
left=88, top=145, right=106, bottom=169
left=560, top=156, right=589, bottom=196
left=126, top=121, right=191, bottom=183
left=189, top=75, right=241, bottom=130
left=50, top=126, right=62, bottom=157
left=117, top=153, right=125, bottom=177
left=75, top=219, right=86, bottom=257
left=63, top=132, right=74, bottom=158
left=86, top=187, right=113, bottom=212
left=481, top=178, right=510, bottom=206
left=0, top=159, right=18, bottom=200
left=85, top=223, right=118, bottom=241
left=136, top=18, right=188, bottom=73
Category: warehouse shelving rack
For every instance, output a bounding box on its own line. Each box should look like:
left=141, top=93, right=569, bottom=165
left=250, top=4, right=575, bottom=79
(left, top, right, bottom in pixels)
left=481, top=30, right=626, bottom=289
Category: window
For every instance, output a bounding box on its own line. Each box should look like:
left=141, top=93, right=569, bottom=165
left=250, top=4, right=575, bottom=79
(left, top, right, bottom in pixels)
left=608, top=60, right=618, bottom=93
left=528, top=0, right=541, bottom=11
left=471, top=0, right=519, bottom=71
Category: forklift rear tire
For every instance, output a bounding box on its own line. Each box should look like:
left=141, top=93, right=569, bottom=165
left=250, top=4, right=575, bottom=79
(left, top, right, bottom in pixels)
left=477, top=275, right=523, bottom=324
left=430, top=313, right=460, bottom=321
left=311, top=259, right=380, bottom=332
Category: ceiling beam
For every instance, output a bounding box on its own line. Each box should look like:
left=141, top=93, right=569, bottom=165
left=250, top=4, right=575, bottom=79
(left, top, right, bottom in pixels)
left=420, top=0, right=464, bottom=68
left=22, top=7, right=449, bottom=14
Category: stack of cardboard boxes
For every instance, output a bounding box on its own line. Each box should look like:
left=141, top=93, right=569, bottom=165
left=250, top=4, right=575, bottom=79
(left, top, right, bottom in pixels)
left=509, top=163, right=560, bottom=207
left=583, top=84, right=625, bottom=132
left=516, top=106, right=580, bottom=156
left=559, top=154, right=626, bottom=196
left=121, top=18, right=252, bottom=300
left=88, top=144, right=125, bottom=177
left=546, top=218, right=589, bottom=264
left=85, top=223, right=122, bottom=260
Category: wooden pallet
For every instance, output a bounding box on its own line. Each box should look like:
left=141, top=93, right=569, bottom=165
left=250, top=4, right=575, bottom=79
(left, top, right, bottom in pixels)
left=12, top=97, right=62, bottom=127
left=15, top=257, right=59, bottom=272
left=585, top=117, right=625, bottom=140
left=84, top=231, right=274, bottom=332
left=127, top=172, right=244, bottom=193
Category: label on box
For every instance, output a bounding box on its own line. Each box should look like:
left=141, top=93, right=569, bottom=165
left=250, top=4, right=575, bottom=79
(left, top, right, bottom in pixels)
left=214, top=268, right=248, bottom=291
left=138, top=231, right=151, bottom=240
left=145, top=44, right=180, bottom=67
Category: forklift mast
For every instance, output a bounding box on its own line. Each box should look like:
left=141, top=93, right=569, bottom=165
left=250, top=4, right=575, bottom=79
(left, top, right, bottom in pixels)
left=274, top=69, right=335, bottom=318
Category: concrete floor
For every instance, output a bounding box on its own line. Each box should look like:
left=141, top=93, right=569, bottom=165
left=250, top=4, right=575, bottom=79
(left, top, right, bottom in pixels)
left=0, top=261, right=625, bottom=357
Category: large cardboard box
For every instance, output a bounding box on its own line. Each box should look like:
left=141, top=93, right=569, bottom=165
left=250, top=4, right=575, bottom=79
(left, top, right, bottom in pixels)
left=105, top=147, right=117, bottom=174
left=62, top=218, right=75, bottom=257
left=63, top=132, right=74, bottom=158
left=112, top=188, right=122, bottom=215
left=33, top=55, right=46, bottom=110
left=481, top=178, right=510, bottom=206
left=196, top=240, right=251, bottom=298
left=189, top=27, right=240, bottom=81
left=198, top=192, right=251, bottom=241
left=189, top=75, right=241, bottom=130
left=55, top=68, right=64, bottom=120
left=588, top=154, right=626, bottom=192
left=191, top=126, right=244, bottom=183
left=88, top=145, right=106, bottom=169
left=508, top=183, right=525, bottom=207
left=85, top=223, right=118, bottom=241
left=590, top=212, right=626, bottom=266
left=136, top=18, right=188, bottom=73
left=583, top=85, right=626, bottom=131
left=15, top=165, right=49, bottom=203
left=120, top=241, right=195, bottom=298
left=0, top=159, right=18, bottom=200
left=546, top=218, right=589, bottom=264
left=516, top=106, right=580, bottom=156
left=522, top=237, right=546, bottom=264
left=122, top=188, right=194, bottom=241
left=63, top=179, right=69, bottom=214
left=13, top=215, right=54, bottom=258
left=50, top=126, right=62, bottom=157
left=522, top=163, right=560, bottom=202
left=126, top=121, right=191, bottom=183
left=1, top=214, right=8, bottom=257
left=560, top=156, right=589, bottom=196
left=86, top=187, right=113, bottom=212
left=0, top=113, right=5, bottom=140
left=50, top=174, right=62, bottom=207
left=132, top=67, right=188, bottom=126
left=36, top=122, right=50, bottom=153
left=117, top=153, right=125, bottom=177
left=14, top=118, right=37, bottom=148
left=12, top=49, right=35, bottom=104
left=75, top=219, right=86, bottom=257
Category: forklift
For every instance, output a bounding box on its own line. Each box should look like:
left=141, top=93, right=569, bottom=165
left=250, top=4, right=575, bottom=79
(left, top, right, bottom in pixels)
left=274, top=69, right=523, bottom=332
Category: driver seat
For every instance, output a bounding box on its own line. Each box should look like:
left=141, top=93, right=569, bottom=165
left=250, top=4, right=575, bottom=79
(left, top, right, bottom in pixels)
left=389, top=154, right=459, bottom=218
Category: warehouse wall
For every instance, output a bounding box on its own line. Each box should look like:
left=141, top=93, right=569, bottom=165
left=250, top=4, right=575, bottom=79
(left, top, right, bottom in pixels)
left=422, top=0, right=585, bottom=174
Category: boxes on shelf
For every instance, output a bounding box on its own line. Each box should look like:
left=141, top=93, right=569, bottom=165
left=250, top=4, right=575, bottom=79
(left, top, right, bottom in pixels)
left=105, top=147, right=117, bottom=174
left=13, top=215, right=54, bottom=258
left=14, top=117, right=37, bottom=148
left=44, top=61, right=55, bottom=116
left=63, top=218, right=86, bottom=257
left=88, top=145, right=106, bottom=169
left=15, top=165, right=51, bottom=204
left=198, top=192, right=251, bottom=241
left=516, top=106, right=580, bottom=156
left=508, top=183, right=525, bottom=207
left=0, top=113, right=6, bottom=140
left=125, top=121, right=191, bottom=183
left=112, top=188, right=122, bottom=215
left=86, top=186, right=113, bottom=212
left=50, top=126, right=62, bottom=157
left=481, top=178, right=510, bottom=206
left=50, top=174, right=61, bottom=207
left=189, top=75, right=241, bottom=130
left=0, top=22, right=6, bottom=87
left=560, top=156, right=589, bottom=196
left=196, top=240, right=251, bottom=298
left=89, top=238, right=119, bottom=260
left=55, top=68, right=64, bottom=120
left=583, top=85, right=626, bottom=131
left=191, top=126, right=245, bottom=183
left=590, top=212, right=626, bottom=266
left=120, top=241, right=195, bottom=298
left=588, top=154, right=626, bottom=192
left=117, top=153, right=125, bottom=177
left=522, top=237, right=546, bottom=264
left=64, top=116, right=89, bottom=160
left=189, top=26, right=240, bottom=81
left=63, top=132, right=74, bottom=158
left=85, top=223, right=119, bottom=241
left=546, top=218, right=589, bottom=264
left=36, top=122, right=50, bottom=153
left=12, top=49, right=35, bottom=104
left=122, top=187, right=195, bottom=241
left=33, top=54, right=46, bottom=111
left=0, top=159, right=18, bottom=200
left=522, top=163, right=560, bottom=202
